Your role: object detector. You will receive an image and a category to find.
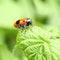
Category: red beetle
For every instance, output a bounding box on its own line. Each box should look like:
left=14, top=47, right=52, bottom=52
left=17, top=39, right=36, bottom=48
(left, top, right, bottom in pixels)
left=14, top=18, right=32, bottom=28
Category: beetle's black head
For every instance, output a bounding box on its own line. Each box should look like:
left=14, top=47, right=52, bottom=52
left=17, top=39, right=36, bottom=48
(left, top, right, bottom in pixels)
left=26, top=18, right=32, bottom=26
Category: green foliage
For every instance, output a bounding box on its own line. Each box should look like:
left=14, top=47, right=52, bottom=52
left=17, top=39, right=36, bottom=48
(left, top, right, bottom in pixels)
left=16, top=26, right=60, bottom=60
left=0, top=45, right=18, bottom=60
left=0, top=0, right=60, bottom=60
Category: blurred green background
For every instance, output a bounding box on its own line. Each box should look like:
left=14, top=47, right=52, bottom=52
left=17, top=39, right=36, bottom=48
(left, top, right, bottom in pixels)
left=0, top=0, right=60, bottom=60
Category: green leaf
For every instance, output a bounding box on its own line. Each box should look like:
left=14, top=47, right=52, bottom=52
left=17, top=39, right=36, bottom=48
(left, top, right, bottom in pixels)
left=16, top=26, right=60, bottom=60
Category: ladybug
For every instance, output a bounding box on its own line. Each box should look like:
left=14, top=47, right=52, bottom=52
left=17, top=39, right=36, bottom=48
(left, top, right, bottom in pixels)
left=14, top=18, right=32, bottom=29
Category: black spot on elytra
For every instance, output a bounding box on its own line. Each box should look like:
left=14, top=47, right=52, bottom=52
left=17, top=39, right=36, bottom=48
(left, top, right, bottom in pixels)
left=16, top=20, right=20, bottom=24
